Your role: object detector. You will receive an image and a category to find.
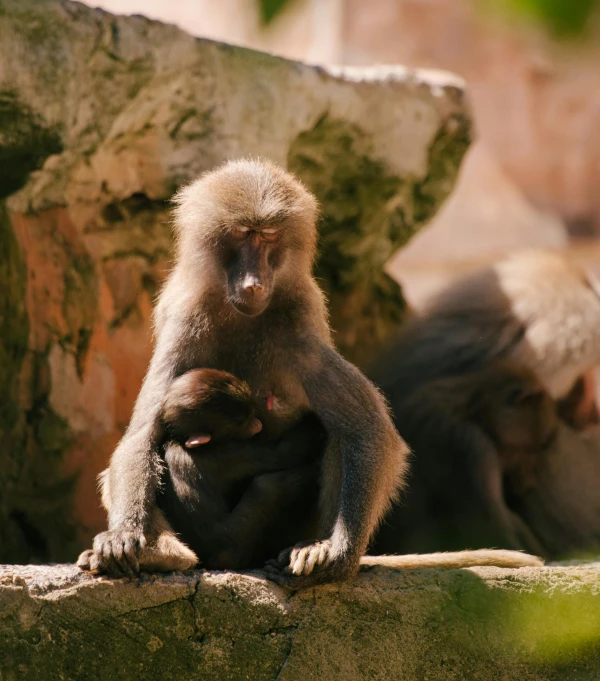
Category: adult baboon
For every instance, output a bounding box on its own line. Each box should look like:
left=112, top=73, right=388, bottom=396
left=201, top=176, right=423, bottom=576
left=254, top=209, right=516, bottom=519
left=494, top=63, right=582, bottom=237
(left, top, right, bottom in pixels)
left=373, top=362, right=557, bottom=556
left=78, top=161, right=541, bottom=586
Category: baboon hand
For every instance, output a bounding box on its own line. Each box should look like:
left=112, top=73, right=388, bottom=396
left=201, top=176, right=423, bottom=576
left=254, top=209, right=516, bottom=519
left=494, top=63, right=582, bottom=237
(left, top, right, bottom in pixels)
left=76, top=528, right=146, bottom=578
left=263, top=539, right=357, bottom=588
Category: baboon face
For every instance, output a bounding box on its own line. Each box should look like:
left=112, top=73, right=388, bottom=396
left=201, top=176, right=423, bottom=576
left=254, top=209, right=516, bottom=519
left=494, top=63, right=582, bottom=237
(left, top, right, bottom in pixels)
left=222, top=224, right=282, bottom=316
left=488, top=383, right=558, bottom=453
left=174, top=159, right=318, bottom=318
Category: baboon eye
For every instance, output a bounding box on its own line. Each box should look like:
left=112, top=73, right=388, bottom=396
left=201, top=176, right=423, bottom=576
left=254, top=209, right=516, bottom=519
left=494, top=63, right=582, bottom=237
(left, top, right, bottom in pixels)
left=261, top=228, right=280, bottom=242
left=231, top=226, right=250, bottom=238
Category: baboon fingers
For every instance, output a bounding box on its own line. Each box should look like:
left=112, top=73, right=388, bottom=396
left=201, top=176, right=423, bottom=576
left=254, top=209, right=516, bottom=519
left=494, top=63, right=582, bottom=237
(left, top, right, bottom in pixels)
left=76, top=549, right=94, bottom=573
left=289, top=540, right=333, bottom=575
left=79, top=527, right=197, bottom=576
left=262, top=557, right=355, bottom=589
left=275, top=546, right=293, bottom=568
left=88, top=552, right=103, bottom=574
left=85, top=529, right=146, bottom=577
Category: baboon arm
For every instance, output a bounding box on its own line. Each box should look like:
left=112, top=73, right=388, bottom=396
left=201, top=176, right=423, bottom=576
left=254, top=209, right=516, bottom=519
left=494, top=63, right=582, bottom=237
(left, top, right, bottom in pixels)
left=201, top=417, right=323, bottom=484
left=278, top=342, right=408, bottom=583
left=437, top=419, right=543, bottom=554
left=106, top=319, right=199, bottom=532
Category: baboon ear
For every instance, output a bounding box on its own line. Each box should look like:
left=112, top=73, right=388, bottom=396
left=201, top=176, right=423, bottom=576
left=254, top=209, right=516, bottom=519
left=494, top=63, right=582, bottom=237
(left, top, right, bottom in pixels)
left=185, top=434, right=211, bottom=448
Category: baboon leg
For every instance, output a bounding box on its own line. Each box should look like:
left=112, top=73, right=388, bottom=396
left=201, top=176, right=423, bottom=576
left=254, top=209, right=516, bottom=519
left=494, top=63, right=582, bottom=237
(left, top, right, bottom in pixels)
left=203, top=465, right=317, bottom=570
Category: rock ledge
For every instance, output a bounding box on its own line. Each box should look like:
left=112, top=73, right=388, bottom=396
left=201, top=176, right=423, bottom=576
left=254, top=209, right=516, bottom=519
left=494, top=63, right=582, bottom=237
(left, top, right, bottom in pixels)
left=2, top=563, right=600, bottom=680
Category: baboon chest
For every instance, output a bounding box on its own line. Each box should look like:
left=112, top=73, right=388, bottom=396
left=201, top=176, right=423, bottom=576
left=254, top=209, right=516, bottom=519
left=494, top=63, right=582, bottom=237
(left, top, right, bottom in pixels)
left=211, top=342, right=310, bottom=438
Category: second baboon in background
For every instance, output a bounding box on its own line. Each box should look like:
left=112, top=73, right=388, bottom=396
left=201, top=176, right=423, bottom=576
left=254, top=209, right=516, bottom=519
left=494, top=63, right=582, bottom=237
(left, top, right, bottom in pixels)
left=372, top=362, right=556, bottom=556
left=371, top=250, right=600, bottom=557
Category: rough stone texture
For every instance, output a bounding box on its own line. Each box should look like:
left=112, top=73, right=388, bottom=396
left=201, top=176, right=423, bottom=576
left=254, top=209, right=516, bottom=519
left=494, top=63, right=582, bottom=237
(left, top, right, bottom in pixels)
left=341, top=0, right=600, bottom=312
left=1, top=563, right=600, bottom=680
left=0, top=0, right=470, bottom=563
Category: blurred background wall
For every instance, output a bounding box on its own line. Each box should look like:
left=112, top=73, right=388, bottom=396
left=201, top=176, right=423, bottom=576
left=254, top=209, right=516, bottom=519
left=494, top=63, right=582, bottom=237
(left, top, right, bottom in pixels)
left=81, top=0, right=600, bottom=305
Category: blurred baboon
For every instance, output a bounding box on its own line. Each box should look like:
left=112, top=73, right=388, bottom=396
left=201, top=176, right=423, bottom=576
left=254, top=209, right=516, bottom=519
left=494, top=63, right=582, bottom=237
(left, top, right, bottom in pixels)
left=371, top=250, right=600, bottom=557
left=373, top=363, right=557, bottom=556
left=512, top=426, right=600, bottom=559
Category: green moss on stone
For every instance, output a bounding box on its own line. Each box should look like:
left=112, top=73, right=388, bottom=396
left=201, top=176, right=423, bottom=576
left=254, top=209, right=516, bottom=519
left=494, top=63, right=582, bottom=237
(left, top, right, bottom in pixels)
left=413, top=112, right=471, bottom=224
left=288, top=111, right=470, bottom=366
left=288, top=116, right=413, bottom=364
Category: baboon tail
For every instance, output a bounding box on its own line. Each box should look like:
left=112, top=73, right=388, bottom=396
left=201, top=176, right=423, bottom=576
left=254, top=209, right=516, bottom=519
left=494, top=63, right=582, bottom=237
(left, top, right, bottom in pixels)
left=360, top=549, right=543, bottom=569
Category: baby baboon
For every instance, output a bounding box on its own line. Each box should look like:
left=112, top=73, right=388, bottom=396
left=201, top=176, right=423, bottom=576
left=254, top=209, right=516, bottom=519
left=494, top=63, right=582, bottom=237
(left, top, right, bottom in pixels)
left=78, top=160, right=541, bottom=586
left=162, top=368, right=264, bottom=447
left=371, top=250, right=600, bottom=557
left=159, top=368, right=323, bottom=570
left=79, top=368, right=323, bottom=574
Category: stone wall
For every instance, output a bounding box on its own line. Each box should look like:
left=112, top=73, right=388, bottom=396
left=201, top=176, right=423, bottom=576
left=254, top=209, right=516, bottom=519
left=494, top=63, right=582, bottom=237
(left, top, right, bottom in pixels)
left=2, top=563, right=600, bottom=680
left=0, top=0, right=470, bottom=563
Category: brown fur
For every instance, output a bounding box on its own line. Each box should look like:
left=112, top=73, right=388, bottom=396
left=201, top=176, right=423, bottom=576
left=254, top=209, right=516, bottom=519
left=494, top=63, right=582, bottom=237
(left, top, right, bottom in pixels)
left=162, top=368, right=261, bottom=443
left=78, top=160, right=542, bottom=587
left=78, top=469, right=198, bottom=574
left=409, top=250, right=600, bottom=401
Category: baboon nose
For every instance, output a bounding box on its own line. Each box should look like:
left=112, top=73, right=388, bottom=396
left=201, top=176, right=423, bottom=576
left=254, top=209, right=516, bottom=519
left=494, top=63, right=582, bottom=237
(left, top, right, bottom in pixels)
left=243, top=278, right=264, bottom=295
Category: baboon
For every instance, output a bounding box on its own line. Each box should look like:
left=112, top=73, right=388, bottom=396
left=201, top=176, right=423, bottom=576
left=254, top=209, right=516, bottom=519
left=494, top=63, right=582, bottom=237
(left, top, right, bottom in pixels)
left=161, top=368, right=264, bottom=447
left=78, top=160, right=541, bottom=587
left=371, top=250, right=600, bottom=557
left=383, top=250, right=600, bottom=410
left=372, top=363, right=557, bottom=556
left=79, top=368, right=323, bottom=574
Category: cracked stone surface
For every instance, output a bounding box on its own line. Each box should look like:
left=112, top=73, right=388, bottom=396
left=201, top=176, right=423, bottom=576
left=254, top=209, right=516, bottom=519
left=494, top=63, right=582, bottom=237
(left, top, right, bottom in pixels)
left=0, top=0, right=470, bottom=565
left=1, top=563, right=600, bottom=680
